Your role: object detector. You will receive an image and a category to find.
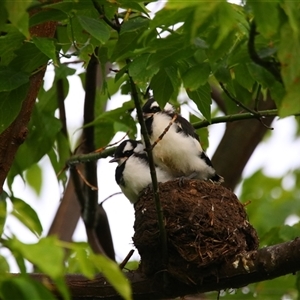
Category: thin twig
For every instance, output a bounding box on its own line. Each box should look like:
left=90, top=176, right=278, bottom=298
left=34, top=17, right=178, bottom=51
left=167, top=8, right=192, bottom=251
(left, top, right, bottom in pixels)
left=127, top=59, right=169, bottom=269
left=76, top=167, right=98, bottom=191
left=92, top=0, right=120, bottom=32
left=219, top=82, right=259, bottom=117
left=193, top=109, right=279, bottom=129
left=220, top=82, right=275, bottom=129
left=94, top=131, right=128, bottom=153
left=151, top=114, right=178, bottom=150
left=67, top=109, right=284, bottom=166
left=119, top=249, right=135, bottom=270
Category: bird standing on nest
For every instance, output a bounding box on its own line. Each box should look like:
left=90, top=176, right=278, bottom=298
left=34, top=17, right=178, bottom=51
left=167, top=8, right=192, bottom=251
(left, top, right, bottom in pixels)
left=142, top=98, right=223, bottom=183
left=109, top=139, right=173, bottom=203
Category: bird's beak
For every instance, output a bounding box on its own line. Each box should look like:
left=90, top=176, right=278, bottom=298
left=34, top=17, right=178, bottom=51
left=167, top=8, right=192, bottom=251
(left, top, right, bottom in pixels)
left=109, top=157, right=119, bottom=163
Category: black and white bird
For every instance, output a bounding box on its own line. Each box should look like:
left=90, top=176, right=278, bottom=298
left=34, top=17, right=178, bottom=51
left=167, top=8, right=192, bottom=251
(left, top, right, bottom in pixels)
left=109, top=139, right=173, bottom=203
left=142, top=98, right=223, bottom=183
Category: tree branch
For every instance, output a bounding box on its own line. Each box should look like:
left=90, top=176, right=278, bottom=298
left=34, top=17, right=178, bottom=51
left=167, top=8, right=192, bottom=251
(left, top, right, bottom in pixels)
left=29, top=238, right=300, bottom=299
left=0, top=12, right=60, bottom=192
left=127, top=70, right=169, bottom=268
left=66, top=108, right=285, bottom=166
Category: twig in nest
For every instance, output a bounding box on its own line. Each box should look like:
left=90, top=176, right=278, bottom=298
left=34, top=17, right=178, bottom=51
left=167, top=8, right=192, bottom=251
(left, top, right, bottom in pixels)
left=76, top=167, right=98, bottom=190
left=119, top=249, right=135, bottom=270
left=243, top=200, right=251, bottom=207
left=151, top=114, right=178, bottom=150
left=94, top=131, right=129, bottom=153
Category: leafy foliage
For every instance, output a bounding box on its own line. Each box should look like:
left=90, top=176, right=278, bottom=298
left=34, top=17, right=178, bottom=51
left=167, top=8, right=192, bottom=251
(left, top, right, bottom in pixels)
left=0, top=0, right=300, bottom=299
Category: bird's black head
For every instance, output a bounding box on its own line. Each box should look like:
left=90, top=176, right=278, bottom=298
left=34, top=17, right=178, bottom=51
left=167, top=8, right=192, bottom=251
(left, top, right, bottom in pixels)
left=142, top=98, right=161, bottom=118
left=109, top=139, right=143, bottom=164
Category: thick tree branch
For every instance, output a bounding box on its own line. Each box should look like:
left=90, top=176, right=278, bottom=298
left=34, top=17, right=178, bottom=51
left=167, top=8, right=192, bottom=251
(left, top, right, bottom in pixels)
left=0, top=12, right=60, bottom=192
left=29, top=238, right=300, bottom=299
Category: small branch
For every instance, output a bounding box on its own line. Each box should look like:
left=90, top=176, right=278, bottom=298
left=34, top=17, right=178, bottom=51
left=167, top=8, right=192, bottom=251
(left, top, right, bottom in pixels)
left=66, top=109, right=289, bottom=166
left=67, top=147, right=115, bottom=166
left=76, top=167, right=98, bottom=191
left=219, top=82, right=259, bottom=117
left=70, top=167, right=85, bottom=210
left=119, top=249, right=135, bottom=270
left=248, top=21, right=282, bottom=83
left=127, top=61, right=169, bottom=268
left=92, top=0, right=120, bottom=32
left=193, top=109, right=279, bottom=129
left=220, top=83, right=277, bottom=129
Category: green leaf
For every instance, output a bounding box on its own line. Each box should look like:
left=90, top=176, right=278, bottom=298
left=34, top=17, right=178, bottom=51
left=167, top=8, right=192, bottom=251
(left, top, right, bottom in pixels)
left=8, top=236, right=68, bottom=299
left=66, top=243, right=95, bottom=279
left=281, top=0, right=300, bottom=36
left=111, top=17, right=149, bottom=61
left=92, top=100, right=136, bottom=147
left=150, top=68, right=174, bottom=107
left=77, top=16, right=110, bottom=44
left=147, top=40, right=194, bottom=71
left=279, top=223, right=300, bottom=241
left=30, top=9, right=67, bottom=27
left=279, top=81, right=300, bottom=117
left=182, top=63, right=211, bottom=91
left=247, top=63, right=276, bottom=88
left=25, top=163, right=43, bottom=196
left=9, top=107, right=62, bottom=176
left=0, top=82, right=29, bottom=135
left=1, top=277, right=56, bottom=300
left=5, top=0, right=33, bottom=38
left=0, top=66, right=29, bottom=92
left=11, top=197, right=43, bottom=237
left=240, top=170, right=300, bottom=239
left=233, top=63, right=254, bottom=91
left=186, top=83, right=212, bottom=122
left=128, top=54, right=158, bottom=89
left=0, top=25, right=25, bottom=65
left=9, top=42, right=49, bottom=73
left=91, top=254, right=132, bottom=300
left=32, top=37, right=58, bottom=66
left=248, top=1, right=280, bottom=38
left=0, top=255, right=10, bottom=274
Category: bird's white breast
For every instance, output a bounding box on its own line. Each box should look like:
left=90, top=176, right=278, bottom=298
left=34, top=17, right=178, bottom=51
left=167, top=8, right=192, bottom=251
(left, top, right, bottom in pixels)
left=121, top=155, right=172, bottom=203
left=150, top=113, right=211, bottom=177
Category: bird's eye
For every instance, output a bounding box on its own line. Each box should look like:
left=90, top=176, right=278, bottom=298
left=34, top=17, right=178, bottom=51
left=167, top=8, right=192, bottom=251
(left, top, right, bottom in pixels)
left=124, top=150, right=132, bottom=156
left=152, top=107, right=160, bottom=113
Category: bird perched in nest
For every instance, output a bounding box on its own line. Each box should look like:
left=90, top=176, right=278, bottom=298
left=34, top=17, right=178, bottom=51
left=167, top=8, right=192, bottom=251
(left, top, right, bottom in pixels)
left=142, top=98, right=223, bottom=183
left=109, top=139, right=173, bottom=203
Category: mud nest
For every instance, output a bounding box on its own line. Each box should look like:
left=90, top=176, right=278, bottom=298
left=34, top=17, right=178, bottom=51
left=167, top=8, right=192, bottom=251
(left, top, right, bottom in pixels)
left=133, top=179, right=259, bottom=285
